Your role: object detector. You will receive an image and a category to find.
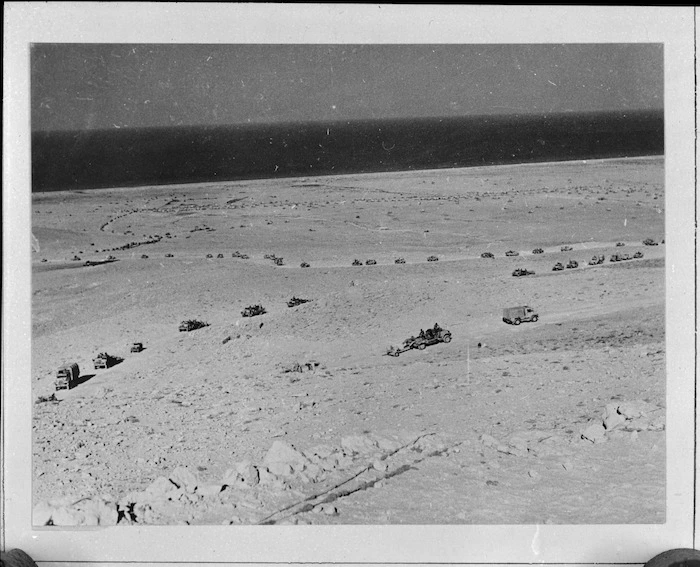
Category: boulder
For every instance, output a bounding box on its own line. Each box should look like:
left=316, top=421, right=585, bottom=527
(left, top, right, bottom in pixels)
left=341, top=435, right=378, bottom=455
left=602, top=403, right=626, bottom=431
left=169, top=466, right=199, bottom=493
left=581, top=423, right=607, bottom=444
left=32, top=501, right=55, bottom=526
left=267, top=462, right=294, bottom=477
left=146, top=476, right=178, bottom=497
left=264, top=441, right=308, bottom=466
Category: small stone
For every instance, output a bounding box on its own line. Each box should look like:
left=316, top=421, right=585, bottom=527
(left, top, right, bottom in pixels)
left=372, top=459, right=388, bottom=472
left=528, top=469, right=540, bottom=479
left=602, top=403, right=626, bottom=431
left=323, top=505, right=339, bottom=516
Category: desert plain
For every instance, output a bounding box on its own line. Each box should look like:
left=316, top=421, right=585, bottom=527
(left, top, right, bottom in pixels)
left=31, top=156, right=666, bottom=525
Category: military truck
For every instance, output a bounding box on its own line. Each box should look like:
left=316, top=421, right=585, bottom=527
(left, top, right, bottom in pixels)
left=502, top=306, right=539, bottom=325
left=93, top=352, right=122, bottom=370
left=481, top=252, right=495, bottom=259
left=512, top=268, right=535, bottom=277
left=55, top=363, right=80, bottom=391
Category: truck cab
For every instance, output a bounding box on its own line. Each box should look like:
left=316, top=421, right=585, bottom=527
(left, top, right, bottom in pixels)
left=502, top=306, right=539, bottom=325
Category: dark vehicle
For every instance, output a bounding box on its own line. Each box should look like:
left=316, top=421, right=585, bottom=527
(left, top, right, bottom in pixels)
left=427, top=255, right=439, bottom=262
left=387, top=324, right=451, bottom=356
left=165, top=253, right=174, bottom=258
left=395, top=258, right=406, bottom=264
left=242, top=304, right=267, bottom=317
left=93, top=352, right=122, bottom=370
left=232, top=251, right=250, bottom=259
left=481, top=252, right=495, bottom=259
left=512, top=268, right=535, bottom=277
left=217, top=253, right=224, bottom=259
left=610, top=254, right=621, bottom=262
left=55, top=363, right=80, bottom=391
left=616, top=242, right=626, bottom=247
left=621, top=253, right=631, bottom=260
left=643, top=238, right=659, bottom=246
left=287, top=296, right=311, bottom=307
left=300, top=262, right=310, bottom=268
left=566, top=260, right=579, bottom=269
left=141, top=254, right=149, bottom=259
left=130, top=342, right=144, bottom=353
left=274, top=257, right=284, bottom=265
left=502, top=306, right=538, bottom=325
left=366, top=259, right=377, bottom=265
left=352, top=259, right=363, bottom=266
left=588, top=255, right=605, bottom=265
left=561, top=245, right=573, bottom=252
left=532, top=248, right=544, bottom=254
left=633, top=251, right=644, bottom=258
left=552, top=262, right=565, bottom=271
left=179, top=319, right=209, bottom=332
left=72, top=255, right=81, bottom=261
left=264, top=253, right=278, bottom=260
left=505, top=250, right=519, bottom=257
left=206, top=254, right=213, bottom=258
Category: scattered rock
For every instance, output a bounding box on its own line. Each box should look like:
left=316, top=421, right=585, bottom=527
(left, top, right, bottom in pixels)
left=341, top=435, right=378, bottom=456
left=264, top=441, right=308, bottom=467
left=169, top=466, right=199, bottom=493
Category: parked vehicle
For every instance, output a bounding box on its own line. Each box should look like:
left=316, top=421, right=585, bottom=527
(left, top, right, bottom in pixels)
left=352, top=259, right=363, bottom=266
left=179, top=319, right=209, bottom=332
left=395, top=258, right=406, bottom=264
left=366, top=259, right=377, bottom=265
left=633, top=251, right=644, bottom=258
left=502, top=306, right=539, bottom=325
left=588, top=255, right=605, bottom=265
left=505, top=250, right=519, bottom=257
left=552, top=262, right=565, bottom=271
left=55, top=363, right=80, bottom=391
left=242, top=304, right=267, bottom=317
left=274, top=257, right=284, bottom=265
left=616, top=242, right=626, bottom=247
left=130, top=342, right=144, bottom=353
left=643, top=238, right=659, bottom=246
left=300, top=262, right=310, bottom=268
left=481, top=252, right=495, bottom=259
left=566, top=260, right=579, bottom=269
left=512, top=268, right=535, bottom=277
left=561, top=245, right=573, bottom=252
left=427, top=255, right=439, bottom=262
left=532, top=248, right=544, bottom=254
left=287, top=297, right=311, bottom=308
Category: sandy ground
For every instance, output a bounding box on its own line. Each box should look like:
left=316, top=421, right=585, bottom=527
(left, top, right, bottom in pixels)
left=31, top=157, right=665, bottom=525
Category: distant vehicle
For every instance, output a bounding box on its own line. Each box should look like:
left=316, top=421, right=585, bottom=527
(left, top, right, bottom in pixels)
left=552, top=262, right=565, bottom=271
left=141, top=254, right=149, bottom=259
left=427, top=255, right=439, bottom=262
left=232, top=251, right=250, bottom=259
left=512, top=268, right=535, bottom=277
left=366, top=259, right=377, bottom=265
left=55, top=363, right=80, bottom=391
left=93, top=352, right=122, bottom=370
left=130, top=342, right=144, bottom=353
left=610, top=254, right=621, bottom=262
left=621, top=253, right=631, bottom=261
left=588, top=255, right=605, bottom=265
left=72, top=255, right=81, bottom=261
left=217, top=253, right=224, bottom=259
left=633, top=251, right=644, bottom=258
left=41, top=258, right=48, bottom=262
left=287, top=296, right=311, bottom=308
left=532, top=248, right=544, bottom=254
left=165, top=253, right=174, bottom=258
left=387, top=324, right=451, bottom=356
left=300, top=262, right=310, bottom=268
left=566, top=260, right=579, bottom=269
left=616, top=242, right=626, bottom=247
left=502, top=306, right=539, bottom=325
left=274, top=257, right=284, bottom=265
left=179, top=319, right=209, bottom=332
left=242, top=304, right=267, bottom=317
left=394, top=258, right=406, bottom=264
left=560, top=246, right=573, bottom=252
left=481, top=252, right=495, bottom=259
left=505, top=250, right=519, bottom=257
left=206, top=254, right=213, bottom=258
left=352, top=259, right=363, bottom=266
left=643, top=238, right=659, bottom=246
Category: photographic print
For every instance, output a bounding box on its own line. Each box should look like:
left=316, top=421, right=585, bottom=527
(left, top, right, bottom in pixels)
left=4, top=4, right=696, bottom=565
left=29, top=42, right=667, bottom=526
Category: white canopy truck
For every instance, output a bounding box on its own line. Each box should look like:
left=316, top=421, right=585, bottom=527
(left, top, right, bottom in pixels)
left=503, top=306, right=538, bottom=325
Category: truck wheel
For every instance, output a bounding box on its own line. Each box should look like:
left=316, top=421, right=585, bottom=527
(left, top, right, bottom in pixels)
left=393, top=351, right=400, bottom=357
left=531, top=315, right=539, bottom=322
left=442, top=335, right=452, bottom=343
left=418, top=343, right=426, bottom=350
left=514, top=318, right=521, bottom=325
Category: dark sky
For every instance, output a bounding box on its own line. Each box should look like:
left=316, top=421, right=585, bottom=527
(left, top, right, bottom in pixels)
left=31, top=44, right=663, bottom=132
